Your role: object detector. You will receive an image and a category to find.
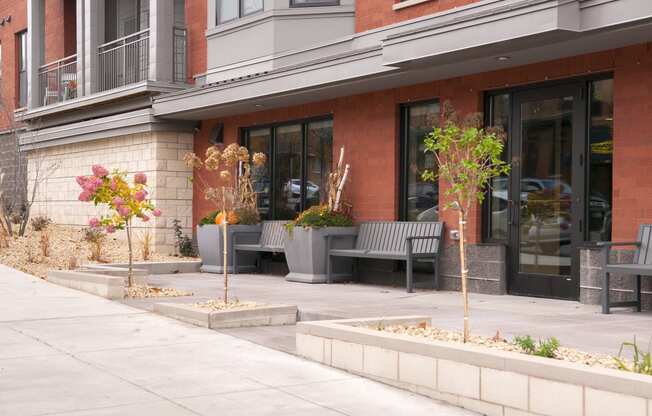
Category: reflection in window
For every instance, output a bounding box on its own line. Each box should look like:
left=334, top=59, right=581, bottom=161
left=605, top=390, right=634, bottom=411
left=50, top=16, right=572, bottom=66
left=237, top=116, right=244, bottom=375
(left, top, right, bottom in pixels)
left=588, top=79, right=613, bottom=242
left=217, top=0, right=263, bottom=24
left=244, top=118, right=333, bottom=220
left=401, top=101, right=440, bottom=221
left=486, top=93, right=510, bottom=240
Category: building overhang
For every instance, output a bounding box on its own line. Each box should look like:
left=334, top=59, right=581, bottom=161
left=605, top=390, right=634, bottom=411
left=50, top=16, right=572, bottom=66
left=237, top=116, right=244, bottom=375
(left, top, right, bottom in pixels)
left=19, top=109, right=197, bottom=151
left=153, top=0, right=652, bottom=121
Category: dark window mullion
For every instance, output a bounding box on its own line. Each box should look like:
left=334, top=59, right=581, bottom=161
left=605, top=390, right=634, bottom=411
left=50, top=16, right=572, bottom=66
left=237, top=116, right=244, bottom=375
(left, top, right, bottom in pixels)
left=300, top=123, right=308, bottom=212
left=270, top=127, right=277, bottom=220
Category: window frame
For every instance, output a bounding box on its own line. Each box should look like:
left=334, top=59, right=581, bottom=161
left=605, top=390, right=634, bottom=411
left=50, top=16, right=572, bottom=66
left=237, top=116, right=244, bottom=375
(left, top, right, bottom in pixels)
left=241, top=115, right=334, bottom=220
left=290, top=0, right=340, bottom=7
left=16, top=30, right=27, bottom=108
left=398, top=98, right=441, bottom=222
left=216, top=0, right=264, bottom=25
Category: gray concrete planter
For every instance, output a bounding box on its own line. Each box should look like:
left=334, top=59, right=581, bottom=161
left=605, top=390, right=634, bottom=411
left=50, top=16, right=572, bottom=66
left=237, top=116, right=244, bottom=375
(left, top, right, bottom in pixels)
left=153, top=302, right=297, bottom=329
left=284, top=226, right=357, bottom=283
left=297, top=317, right=652, bottom=416
left=197, top=224, right=261, bottom=274
left=47, top=270, right=147, bottom=299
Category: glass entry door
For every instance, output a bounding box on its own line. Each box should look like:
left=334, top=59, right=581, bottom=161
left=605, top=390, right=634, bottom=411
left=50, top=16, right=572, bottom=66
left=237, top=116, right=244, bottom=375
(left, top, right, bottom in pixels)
left=508, top=85, right=586, bottom=300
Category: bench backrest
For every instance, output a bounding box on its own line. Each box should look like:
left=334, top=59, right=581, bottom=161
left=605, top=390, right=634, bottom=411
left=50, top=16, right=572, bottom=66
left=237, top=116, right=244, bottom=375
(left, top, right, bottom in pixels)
left=259, top=221, right=288, bottom=247
left=355, top=221, right=443, bottom=255
left=635, top=224, right=652, bottom=264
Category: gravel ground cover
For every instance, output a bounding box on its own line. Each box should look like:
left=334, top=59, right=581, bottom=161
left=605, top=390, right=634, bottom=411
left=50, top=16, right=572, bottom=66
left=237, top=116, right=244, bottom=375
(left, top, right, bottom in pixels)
left=193, top=299, right=260, bottom=311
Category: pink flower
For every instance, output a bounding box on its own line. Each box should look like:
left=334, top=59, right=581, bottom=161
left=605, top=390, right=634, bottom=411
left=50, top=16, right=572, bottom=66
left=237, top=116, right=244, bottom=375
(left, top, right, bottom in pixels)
left=82, top=177, right=103, bottom=194
left=88, top=218, right=100, bottom=228
left=109, top=179, right=117, bottom=191
left=112, top=196, right=124, bottom=207
left=92, top=165, right=109, bottom=178
left=78, top=191, right=92, bottom=201
left=134, top=190, right=147, bottom=202
left=106, top=225, right=116, bottom=234
left=141, top=214, right=150, bottom=222
left=118, top=206, right=132, bottom=217
left=152, top=208, right=162, bottom=217
left=75, top=176, right=87, bottom=186
left=134, top=172, right=147, bottom=185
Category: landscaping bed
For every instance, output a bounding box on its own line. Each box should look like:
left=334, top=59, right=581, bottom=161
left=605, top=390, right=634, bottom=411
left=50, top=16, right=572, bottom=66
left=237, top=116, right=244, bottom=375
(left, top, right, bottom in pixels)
left=297, top=316, right=652, bottom=416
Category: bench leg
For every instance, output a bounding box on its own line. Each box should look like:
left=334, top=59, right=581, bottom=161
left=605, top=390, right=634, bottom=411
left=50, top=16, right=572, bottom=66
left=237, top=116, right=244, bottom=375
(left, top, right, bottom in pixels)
left=635, top=275, right=642, bottom=312
left=353, top=258, right=358, bottom=283
left=326, top=254, right=333, bottom=284
left=602, top=271, right=611, bottom=314
left=232, top=249, right=238, bottom=274
left=407, top=255, right=414, bottom=293
left=433, top=256, right=439, bottom=291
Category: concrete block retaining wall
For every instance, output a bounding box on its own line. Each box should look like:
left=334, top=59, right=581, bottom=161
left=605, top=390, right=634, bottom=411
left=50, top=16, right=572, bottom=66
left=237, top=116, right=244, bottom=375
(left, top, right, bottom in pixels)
left=297, top=316, right=652, bottom=416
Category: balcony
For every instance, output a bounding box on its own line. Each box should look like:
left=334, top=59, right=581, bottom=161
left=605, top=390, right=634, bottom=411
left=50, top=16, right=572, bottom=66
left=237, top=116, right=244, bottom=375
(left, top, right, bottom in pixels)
left=98, top=29, right=150, bottom=92
left=38, top=55, right=77, bottom=107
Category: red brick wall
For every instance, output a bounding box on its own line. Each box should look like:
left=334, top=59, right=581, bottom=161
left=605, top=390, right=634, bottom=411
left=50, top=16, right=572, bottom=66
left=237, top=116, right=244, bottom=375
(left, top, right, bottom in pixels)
left=186, top=0, right=207, bottom=82
left=0, top=0, right=26, bottom=125
left=193, top=43, right=651, bottom=244
left=356, top=0, right=481, bottom=32
left=43, top=0, right=76, bottom=64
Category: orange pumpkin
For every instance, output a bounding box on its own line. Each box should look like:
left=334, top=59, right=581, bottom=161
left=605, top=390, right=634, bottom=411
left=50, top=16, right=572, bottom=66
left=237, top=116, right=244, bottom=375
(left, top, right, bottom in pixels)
left=214, top=211, right=240, bottom=225
left=214, top=211, right=227, bottom=225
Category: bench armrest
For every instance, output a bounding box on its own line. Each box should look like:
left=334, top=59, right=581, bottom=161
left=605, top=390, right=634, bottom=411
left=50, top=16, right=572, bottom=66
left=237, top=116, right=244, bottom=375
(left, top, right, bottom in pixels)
left=232, top=230, right=262, bottom=245
left=406, top=235, right=441, bottom=241
left=596, top=241, right=640, bottom=248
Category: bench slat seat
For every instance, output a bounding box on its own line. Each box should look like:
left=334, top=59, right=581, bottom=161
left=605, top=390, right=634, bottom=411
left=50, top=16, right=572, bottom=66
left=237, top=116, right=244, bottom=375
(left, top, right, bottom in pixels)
left=327, top=221, right=443, bottom=292
left=600, top=224, right=652, bottom=313
left=233, top=221, right=288, bottom=273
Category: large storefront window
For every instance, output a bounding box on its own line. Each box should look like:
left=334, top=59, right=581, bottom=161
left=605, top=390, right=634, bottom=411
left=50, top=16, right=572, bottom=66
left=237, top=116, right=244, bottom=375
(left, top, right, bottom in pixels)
left=485, top=93, right=510, bottom=240
left=243, top=118, right=333, bottom=220
left=400, top=101, right=440, bottom=221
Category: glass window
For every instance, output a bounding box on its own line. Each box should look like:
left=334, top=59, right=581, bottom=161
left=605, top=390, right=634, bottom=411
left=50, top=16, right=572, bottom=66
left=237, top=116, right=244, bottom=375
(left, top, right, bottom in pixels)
left=217, top=0, right=263, bottom=24
left=244, top=118, right=333, bottom=220
left=486, top=93, right=510, bottom=240
left=587, top=79, right=613, bottom=242
left=401, top=101, right=440, bottom=221
left=291, top=0, right=339, bottom=6
left=17, top=31, right=27, bottom=108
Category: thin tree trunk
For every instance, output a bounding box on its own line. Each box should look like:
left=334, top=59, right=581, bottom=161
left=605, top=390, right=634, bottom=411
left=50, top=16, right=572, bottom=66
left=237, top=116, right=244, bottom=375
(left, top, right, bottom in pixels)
left=223, top=220, right=228, bottom=304
left=126, top=220, right=133, bottom=288
left=458, top=210, right=470, bottom=343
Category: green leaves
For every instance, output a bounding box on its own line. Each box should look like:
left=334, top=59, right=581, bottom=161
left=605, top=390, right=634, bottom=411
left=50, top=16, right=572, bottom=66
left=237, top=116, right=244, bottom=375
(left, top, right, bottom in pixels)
left=514, top=335, right=560, bottom=358
left=421, top=103, right=510, bottom=214
left=615, top=339, right=652, bottom=375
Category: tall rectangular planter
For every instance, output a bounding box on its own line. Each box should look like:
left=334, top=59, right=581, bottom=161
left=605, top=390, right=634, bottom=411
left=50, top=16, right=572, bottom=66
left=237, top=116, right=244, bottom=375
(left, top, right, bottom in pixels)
left=197, top=224, right=261, bottom=274
left=284, top=226, right=357, bottom=283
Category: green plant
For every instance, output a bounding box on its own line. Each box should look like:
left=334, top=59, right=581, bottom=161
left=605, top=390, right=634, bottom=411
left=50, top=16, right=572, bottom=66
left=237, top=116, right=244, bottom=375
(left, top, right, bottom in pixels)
left=514, top=335, right=560, bottom=358
left=614, top=339, right=652, bottom=375
left=234, top=206, right=260, bottom=225
left=31, top=216, right=51, bottom=231
left=287, top=205, right=353, bottom=234
left=199, top=210, right=219, bottom=226
left=173, top=219, right=196, bottom=257
left=422, top=102, right=510, bottom=342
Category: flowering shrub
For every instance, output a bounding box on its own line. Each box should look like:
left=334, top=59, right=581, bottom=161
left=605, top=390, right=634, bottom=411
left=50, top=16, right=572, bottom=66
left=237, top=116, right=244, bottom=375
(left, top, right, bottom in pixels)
left=287, top=205, right=353, bottom=233
left=76, top=165, right=161, bottom=286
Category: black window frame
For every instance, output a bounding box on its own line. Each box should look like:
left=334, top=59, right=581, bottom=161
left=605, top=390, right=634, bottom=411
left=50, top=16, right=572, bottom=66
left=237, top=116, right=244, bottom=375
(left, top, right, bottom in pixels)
left=398, top=98, right=441, bottom=221
left=241, top=115, right=334, bottom=220
left=216, top=0, right=264, bottom=25
left=290, top=0, right=340, bottom=7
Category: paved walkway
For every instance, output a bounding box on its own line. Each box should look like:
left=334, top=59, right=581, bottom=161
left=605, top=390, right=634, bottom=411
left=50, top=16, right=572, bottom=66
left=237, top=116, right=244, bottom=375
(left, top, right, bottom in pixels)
left=127, top=272, right=652, bottom=357
left=0, top=265, right=475, bottom=416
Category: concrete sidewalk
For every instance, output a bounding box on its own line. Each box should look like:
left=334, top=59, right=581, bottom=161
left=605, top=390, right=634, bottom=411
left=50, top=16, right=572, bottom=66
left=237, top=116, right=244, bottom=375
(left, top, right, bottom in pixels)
left=126, top=272, right=652, bottom=357
left=0, top=265, right=475, bottom=416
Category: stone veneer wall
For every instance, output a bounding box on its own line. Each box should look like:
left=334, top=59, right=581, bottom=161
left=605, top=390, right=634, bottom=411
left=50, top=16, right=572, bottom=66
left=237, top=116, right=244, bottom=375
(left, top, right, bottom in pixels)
left=580, top=247, right=652, bottom=310
left=0, top=131, right=26, bottom=211
left=26, top=131, right=193, bottom=254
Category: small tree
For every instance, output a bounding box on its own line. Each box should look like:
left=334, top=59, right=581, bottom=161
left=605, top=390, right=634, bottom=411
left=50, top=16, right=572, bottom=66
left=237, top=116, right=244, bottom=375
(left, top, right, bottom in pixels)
left=422, top=102, right=509, bottom=342
left=184, top=144, right=266, bottom=303
left=76, top=166, right=161, bottom=287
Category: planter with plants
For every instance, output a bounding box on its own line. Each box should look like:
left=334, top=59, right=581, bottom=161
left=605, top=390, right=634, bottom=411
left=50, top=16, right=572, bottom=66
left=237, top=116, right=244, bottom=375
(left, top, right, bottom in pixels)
left=284, top=147, right=357, bottom=284
left=185, top=145, right=267, bottom=274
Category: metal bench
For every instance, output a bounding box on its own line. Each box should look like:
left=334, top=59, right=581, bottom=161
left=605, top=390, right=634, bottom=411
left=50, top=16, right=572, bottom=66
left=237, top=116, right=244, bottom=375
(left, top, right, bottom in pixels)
left=327, top=221, right=443, bottom=293
left=233, top=221, right=287, bottom=273
left=599, top=224, right=652, bottom=314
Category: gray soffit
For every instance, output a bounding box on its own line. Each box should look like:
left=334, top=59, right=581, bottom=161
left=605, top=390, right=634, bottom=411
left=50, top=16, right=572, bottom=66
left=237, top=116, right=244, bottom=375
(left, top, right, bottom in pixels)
left=153, top=0, right=652, bottom=120
left=19, top=109, right=197, bottom=151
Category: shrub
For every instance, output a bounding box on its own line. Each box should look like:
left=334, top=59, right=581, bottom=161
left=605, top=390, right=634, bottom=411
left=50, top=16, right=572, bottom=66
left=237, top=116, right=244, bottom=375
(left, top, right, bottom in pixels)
left=288, top=205, right=353, bottom=231
left=173, top=219, right=196, bottom=257
left=614, top=339, right=652, bottom=375
left=514, top=335, right=560, bottom=358
left=83, top=227, right=106, bottom=262
left=39, top=229, right=50, bottom=257
left=199, top=210, right=218, bottom=226
left=31, top=216, right=52, bottom=232
left=234, top=207, right=260, bottom=225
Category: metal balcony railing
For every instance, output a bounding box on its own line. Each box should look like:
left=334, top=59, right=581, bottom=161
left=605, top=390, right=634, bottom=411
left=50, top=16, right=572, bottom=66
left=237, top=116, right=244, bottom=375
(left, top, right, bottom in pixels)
left=98, top=29, right=150, bottom=92
left=38, top=54, right=77, bottom=107
left=173, top=27, right=187, bottom=83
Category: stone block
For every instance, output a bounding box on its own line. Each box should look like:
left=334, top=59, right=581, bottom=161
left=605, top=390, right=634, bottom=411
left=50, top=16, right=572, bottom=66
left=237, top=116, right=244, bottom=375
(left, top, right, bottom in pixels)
left=331, top=340, right=363, bottom=373
left=398, top=352, right=436, bottom=389
left=363, top=345, right=398, bottom=380
left=153, top=303, right=297, bottom=329
left=585, top=387, right=646, bottom=416
left=438, top=359, right=480, bottom=399
left=481, top=367, right=528, bottom=410
left=529, top=377, right=582, bottom=416
left=296, top=334, right=325, bottom=363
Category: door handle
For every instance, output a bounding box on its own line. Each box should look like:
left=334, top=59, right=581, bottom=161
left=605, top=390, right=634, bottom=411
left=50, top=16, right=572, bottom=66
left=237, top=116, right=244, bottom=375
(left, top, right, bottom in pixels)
left=508, top=200, right=516, bottom=225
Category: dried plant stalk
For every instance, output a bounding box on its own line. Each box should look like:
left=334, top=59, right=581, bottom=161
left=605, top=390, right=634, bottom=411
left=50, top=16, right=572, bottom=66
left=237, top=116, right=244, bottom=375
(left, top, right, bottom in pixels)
left=39, top=229, right=50, bottom=258
left=140, top=230, right=153, bottom=261
left=328, top=147, right=350, bottom=212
